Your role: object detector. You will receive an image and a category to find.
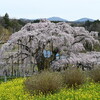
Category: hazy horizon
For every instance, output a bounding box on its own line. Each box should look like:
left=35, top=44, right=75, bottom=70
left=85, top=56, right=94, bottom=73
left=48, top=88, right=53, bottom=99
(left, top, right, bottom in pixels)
left=0, top=0, right=100, bottom=21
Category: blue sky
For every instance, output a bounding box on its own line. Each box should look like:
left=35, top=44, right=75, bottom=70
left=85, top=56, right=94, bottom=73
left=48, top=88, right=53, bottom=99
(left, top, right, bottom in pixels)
left=0, top=0, right=100, bottom=21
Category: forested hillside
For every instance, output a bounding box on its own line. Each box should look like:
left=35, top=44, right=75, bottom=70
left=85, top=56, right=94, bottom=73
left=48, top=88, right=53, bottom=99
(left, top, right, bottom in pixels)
left=71, top=20, right=100, bottom=37
left=0, top=13, right=26, bottom=42
left=1, top=13, right=100, bottom=42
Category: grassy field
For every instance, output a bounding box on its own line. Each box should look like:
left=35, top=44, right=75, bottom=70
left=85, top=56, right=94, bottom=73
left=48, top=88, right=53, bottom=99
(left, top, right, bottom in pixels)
left=0, top=78, right=100, bottom=100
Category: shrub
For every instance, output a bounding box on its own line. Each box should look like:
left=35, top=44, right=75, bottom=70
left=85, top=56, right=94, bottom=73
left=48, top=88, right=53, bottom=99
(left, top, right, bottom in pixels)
left=89, top=67, right=100, bottom=83
left=62, top=68, right=86, bottom=88
left=24, top=70, right=64, bottom=95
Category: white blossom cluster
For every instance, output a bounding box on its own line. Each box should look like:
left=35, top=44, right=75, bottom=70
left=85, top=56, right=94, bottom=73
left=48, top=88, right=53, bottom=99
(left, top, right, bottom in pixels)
left=51, top=52, right=100, bottom=70
left=0, top=19, right=100, bottom=70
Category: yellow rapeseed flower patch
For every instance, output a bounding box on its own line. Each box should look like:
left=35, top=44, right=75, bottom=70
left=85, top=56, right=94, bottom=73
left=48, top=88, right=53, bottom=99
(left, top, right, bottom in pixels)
left=0, top=78, right=100, bottom=100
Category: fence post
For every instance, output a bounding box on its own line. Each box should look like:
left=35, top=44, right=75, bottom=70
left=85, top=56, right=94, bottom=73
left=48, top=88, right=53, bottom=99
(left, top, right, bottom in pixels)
left=24, top=74, right=26, bottom=78
left=29, top=36, right=33, bottom=74
left=17, top=39, right=20, bottom=77
left=11, top=55, right=14, bottom=76
left=4, top=75, right=7, bottom=82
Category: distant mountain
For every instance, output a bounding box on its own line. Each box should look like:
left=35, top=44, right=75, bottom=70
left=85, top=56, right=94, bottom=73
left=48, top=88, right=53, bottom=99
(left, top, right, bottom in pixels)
left=20, top=17, right=95, bottom=23
left=20, top=18, right=34, bottom=23
left=75, top=18, right=94, bottom=22
left=0, top=16, right=3, bottom=20
left=20, top=18, right=33, bottom=21
left=47, top=17, right=67, bottom=22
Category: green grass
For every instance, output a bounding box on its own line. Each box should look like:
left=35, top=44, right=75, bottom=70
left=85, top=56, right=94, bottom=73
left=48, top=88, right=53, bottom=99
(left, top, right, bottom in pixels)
left=0, top=76, right=22, bottom=83
left=0, top=78, right=100, bottom=100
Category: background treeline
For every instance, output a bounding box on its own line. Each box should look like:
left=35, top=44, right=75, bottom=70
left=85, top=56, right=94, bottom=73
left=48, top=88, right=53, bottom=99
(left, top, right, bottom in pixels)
left=71, top=20, right=100, bottom=37
left=0, top=13, right=100, bottom=42
left=0, top=13, right=26, bottom=42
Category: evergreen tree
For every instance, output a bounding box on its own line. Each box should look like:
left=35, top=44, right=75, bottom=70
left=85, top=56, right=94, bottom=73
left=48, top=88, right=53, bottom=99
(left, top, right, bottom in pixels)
left=3, top=13, right=10, bottom=28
